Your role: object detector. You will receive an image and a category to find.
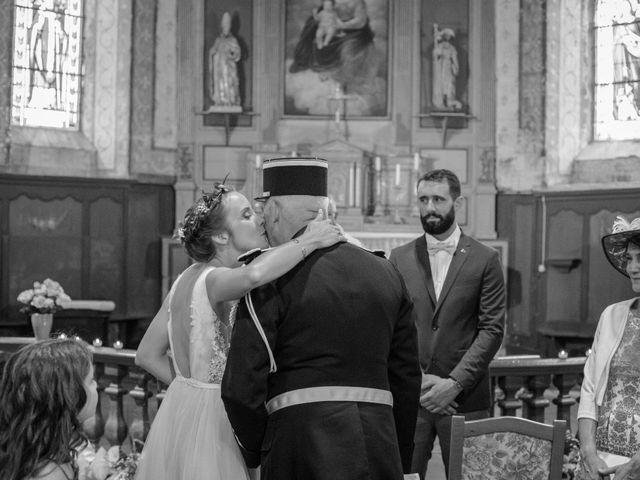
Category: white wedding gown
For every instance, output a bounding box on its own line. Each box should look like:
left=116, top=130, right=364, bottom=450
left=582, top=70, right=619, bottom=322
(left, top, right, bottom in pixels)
left=135, top=265, right=250, bottom=480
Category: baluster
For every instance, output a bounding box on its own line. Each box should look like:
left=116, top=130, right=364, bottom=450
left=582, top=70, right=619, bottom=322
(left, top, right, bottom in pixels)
left=491, top=376, right=500, bottom=417
left=497, top=375, right=523, bottom=417
left=104, top=364, right=129, bottom=446
left=83, top=362, right=105, bottom=447
left=523, top=374, right=551, bottom=423
left=552, top=373, right=579, bottom=430
left=128, top=368, right=153, bottom=447
left=156, top=379, right=168, bottom=409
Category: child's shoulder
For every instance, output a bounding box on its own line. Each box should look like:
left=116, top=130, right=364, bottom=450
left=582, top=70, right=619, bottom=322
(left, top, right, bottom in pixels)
left=26, top=462, right=74, bottom=480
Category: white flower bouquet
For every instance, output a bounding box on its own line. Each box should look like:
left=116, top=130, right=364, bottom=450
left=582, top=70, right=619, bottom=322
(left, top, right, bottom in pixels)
left=77, top=440, right=143, bottom=480
left=16, top=278, right=71, bottom=315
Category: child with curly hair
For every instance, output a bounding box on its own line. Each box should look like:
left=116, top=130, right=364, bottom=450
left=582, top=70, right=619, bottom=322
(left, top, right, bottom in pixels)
left=0, top=338, right=98, bottom=480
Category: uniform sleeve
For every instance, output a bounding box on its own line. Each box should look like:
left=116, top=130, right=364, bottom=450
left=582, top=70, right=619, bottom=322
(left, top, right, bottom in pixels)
left=387, top=270, right=421, bottom=473
left=449, top=250, right=506, bottom=390
left=221, top=282, right=280, bottom=468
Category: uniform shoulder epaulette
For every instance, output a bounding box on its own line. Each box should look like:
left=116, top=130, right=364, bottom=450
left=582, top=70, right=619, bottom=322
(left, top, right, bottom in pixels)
left=347, top=239, right=386, bottom=258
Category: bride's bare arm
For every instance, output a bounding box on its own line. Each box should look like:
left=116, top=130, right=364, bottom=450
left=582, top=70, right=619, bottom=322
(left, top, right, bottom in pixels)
left=207, top=211, right=345, bottom=302
left=135, top=294, right=174, bottom=384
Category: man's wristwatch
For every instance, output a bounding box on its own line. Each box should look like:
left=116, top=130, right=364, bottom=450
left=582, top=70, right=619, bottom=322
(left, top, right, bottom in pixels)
left=449, top=377, right=463, bottom=392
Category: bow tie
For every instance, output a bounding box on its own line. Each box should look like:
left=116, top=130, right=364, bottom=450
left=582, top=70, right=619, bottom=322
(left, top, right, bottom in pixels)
left=427, top=242, right=456, bottom=255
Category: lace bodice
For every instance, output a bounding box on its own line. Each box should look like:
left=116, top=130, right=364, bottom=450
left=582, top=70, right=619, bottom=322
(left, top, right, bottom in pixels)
left=168, top=266, right=237, bottom=384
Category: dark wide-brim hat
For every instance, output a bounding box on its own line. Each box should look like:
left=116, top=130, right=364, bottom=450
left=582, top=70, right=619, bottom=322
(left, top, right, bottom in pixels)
left=256, top=157, right=328, bottom=200
left=601, top=216, right=640, bottom=277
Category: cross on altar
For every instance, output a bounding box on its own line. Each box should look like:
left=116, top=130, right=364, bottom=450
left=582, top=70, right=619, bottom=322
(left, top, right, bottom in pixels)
left=327, top=83, right=358, bottom=138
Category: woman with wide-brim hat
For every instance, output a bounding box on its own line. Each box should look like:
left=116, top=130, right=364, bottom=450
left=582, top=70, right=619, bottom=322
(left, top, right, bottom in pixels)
left=577, top=216, right=640, bottom=480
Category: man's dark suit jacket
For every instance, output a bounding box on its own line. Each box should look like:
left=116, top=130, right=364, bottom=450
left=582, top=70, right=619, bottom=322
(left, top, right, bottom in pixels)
left=389, top=232, right=505, bottom=412
left=222, top=242, right=421, bottom=479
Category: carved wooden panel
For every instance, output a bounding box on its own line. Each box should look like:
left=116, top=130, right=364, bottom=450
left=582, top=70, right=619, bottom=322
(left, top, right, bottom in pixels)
left=0, top=176, right=174, bottom=333
left=89, top=197, right=124, bottom=307
left=8, top=196, right=83, bottom=302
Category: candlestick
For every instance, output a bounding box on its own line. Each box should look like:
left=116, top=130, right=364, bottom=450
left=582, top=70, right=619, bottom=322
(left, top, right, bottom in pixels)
left=395, top=163, right=401, bottom=187
left=355, top=163, right=361, bottom=208
left=348, top=163, right=355, bottom=207
left=413, top=153, right=420, bottom=172
left=255, top=154, right=262, bottom=169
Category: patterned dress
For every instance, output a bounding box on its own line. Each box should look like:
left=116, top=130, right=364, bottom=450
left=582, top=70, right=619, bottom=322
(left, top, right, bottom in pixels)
left=595, top=310, right=640, bottom=457
left=135, top=265, right=249, bottom=480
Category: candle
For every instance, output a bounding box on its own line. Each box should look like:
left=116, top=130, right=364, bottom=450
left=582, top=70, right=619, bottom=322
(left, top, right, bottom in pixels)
left=374, top=156, right=381, bottom=171
left=92, top=338, right=103, bottom=348
left=58, top=333, right=68, bottom=339
left=348, top=163, right=355, bottom=207
left=355, top=163, right=361, bottom=207
left=290, top=151, right=297, bottom=157
left=395, top=163, right=401, bottom=186
left=255, top=154, right=262, bottom=169
left=558, top=349, right=568, bottom=360
left=113, top=340, right=124, bottom=350
left=335, top=109, right=340, bottom=124
left=73, top=335, right=82, bottom=342
left=413, top=153, right=420, bottom=172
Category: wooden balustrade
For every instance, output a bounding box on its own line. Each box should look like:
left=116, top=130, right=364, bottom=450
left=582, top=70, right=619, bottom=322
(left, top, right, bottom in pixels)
left=0, top=338, right=587, bottom=450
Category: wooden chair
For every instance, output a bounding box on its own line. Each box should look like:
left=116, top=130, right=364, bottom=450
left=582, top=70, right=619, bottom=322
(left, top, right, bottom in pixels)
left=448, top=416, right=567, bottom=480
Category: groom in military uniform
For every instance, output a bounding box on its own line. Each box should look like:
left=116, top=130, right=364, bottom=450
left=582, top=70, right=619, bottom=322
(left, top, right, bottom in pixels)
left=222, top=157, right=421, bottom=480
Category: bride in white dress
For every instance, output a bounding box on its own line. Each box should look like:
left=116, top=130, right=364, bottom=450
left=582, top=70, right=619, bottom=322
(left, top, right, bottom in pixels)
left=134, top=185, right=344, bottom=480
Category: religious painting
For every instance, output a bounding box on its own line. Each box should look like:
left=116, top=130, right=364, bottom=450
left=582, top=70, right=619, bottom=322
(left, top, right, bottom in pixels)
left=202, top=0, right=253, bottom=127
left=593, top=0, right=640, bottom=141
left=284, top=0, right=389, bottom=117
left=419, top=0, right=470, bottom=128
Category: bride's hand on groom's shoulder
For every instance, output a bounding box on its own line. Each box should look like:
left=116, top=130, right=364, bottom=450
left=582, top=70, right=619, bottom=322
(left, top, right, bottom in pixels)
left=302, top=209, right=347, bottom=249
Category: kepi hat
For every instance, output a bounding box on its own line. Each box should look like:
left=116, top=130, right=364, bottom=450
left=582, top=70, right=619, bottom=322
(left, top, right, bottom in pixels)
left=602, top=216, right=640, bottom=277
left=256, top=157, right=328, bottom=200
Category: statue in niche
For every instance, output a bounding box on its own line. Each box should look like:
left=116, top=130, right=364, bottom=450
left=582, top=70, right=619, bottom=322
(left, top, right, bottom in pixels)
left=208, top=12, right=242, bottom=112
left=431, top=24, right=462, bottom=111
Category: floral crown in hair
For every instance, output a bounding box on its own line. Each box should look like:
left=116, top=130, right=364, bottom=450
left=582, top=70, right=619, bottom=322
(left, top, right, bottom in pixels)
left=175, top=177, right=232, bottom=244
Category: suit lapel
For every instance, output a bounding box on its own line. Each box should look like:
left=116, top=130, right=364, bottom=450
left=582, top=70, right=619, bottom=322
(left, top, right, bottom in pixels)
left=433, top=234, right=472, bottom=317
left=414, top=236, right=437, bottom=307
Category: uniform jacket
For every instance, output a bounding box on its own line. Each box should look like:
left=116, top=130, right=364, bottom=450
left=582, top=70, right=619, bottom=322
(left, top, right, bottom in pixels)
left=389, top=232, right=505, bottom=412
left=222, top=241, right=421, bottom=478
left=577, top=297, right=639, bottom=421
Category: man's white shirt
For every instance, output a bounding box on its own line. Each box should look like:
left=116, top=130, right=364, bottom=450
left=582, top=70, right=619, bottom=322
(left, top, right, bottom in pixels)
left=425, top=224, right=461, bottom=300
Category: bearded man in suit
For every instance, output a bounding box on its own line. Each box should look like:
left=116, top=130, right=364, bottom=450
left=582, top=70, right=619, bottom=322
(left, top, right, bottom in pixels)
left=389, top=169, right=505, bottom=480
left=222, top=156, right=421, bottom=480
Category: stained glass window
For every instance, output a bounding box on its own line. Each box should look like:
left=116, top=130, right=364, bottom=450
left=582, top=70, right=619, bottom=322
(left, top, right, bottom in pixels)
left=11, top=0, right=83, bottom=129
left=594, top=0, right=640, bottom=140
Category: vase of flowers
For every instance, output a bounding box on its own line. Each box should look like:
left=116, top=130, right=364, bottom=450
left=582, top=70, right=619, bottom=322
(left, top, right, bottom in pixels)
left=17, top=278, right=71, bottom=341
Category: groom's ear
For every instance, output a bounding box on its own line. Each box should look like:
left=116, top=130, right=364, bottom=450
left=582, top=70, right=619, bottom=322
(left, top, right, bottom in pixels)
left=211, top=231, right=229, bottom=246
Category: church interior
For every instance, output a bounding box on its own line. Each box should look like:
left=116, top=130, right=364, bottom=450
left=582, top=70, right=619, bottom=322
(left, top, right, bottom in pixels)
left=2, top=0, right=638, bottom=354
left=0, top=0, right=639, bottom=473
